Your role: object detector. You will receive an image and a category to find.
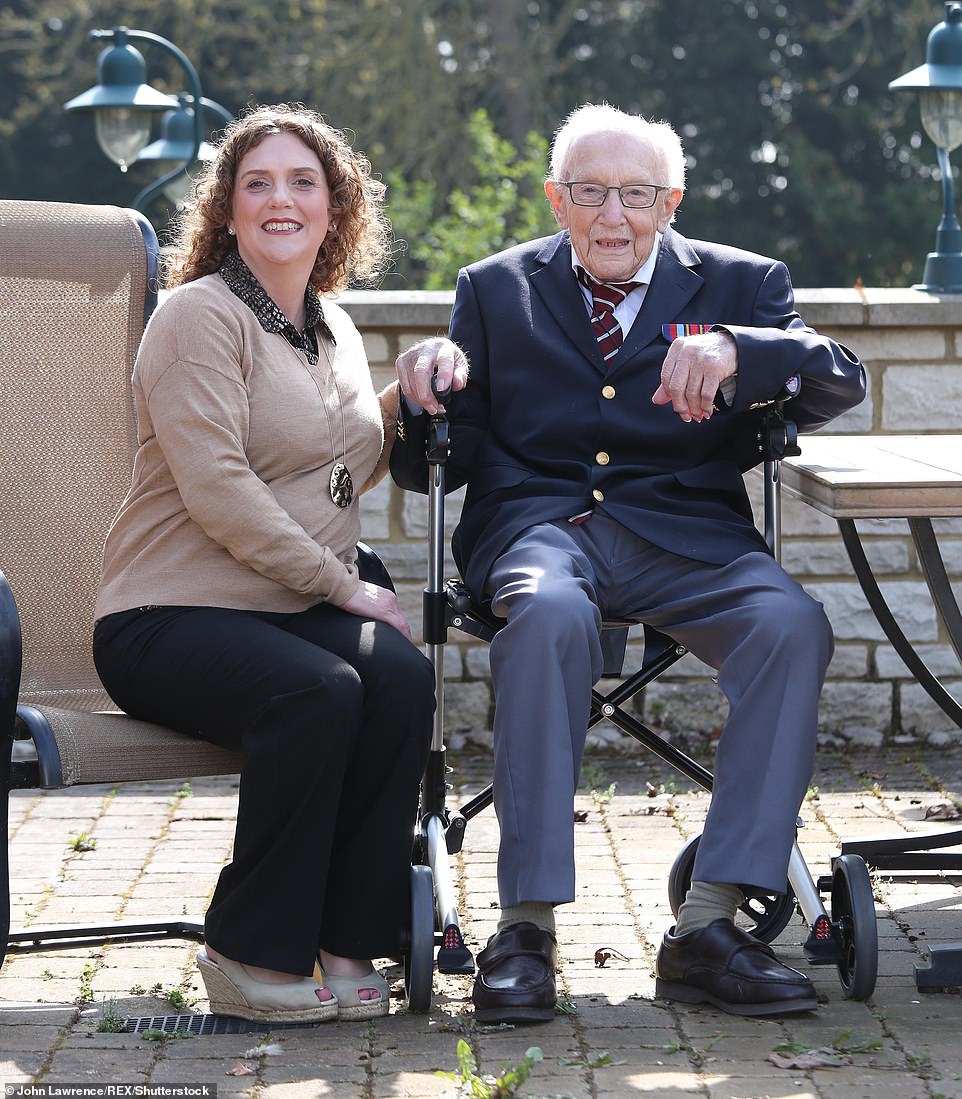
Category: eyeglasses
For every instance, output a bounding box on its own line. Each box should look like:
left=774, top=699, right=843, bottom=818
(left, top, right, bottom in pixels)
left=557, top=181, right=671, bottom=209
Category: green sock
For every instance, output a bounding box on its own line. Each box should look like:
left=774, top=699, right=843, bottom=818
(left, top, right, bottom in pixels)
left=498, top=902, right=556, bottom=935
left=674, top=880, right=744, bottom=936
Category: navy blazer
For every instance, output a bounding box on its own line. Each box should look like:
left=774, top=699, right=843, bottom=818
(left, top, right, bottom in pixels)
left=391, top=228, right=865, bottom=599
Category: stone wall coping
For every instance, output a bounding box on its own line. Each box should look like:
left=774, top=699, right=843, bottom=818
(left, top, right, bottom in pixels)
left=157, top=286, right=960, bottom=331
left=333, top=289, right=454, bottom=329
left=335, top=287, right=962, bottom=330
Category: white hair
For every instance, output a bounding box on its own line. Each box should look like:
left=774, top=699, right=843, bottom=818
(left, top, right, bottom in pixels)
left=549, top=103, right=686, bottom=192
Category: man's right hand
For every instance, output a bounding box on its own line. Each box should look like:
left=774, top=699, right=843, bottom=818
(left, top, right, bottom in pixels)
left=396, top=337, right=469, bottom=415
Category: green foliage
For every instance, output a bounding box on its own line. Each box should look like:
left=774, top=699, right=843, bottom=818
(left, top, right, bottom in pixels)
left=388, top=110, right=557, bottom=289
left=590, top=782, right=617, bottom=804
left=168, top=781, right=192, bottom=807
left=96, top=1000, right=127, bottom=1033
left=158, top=986, right=196, bottom=1011
left=140, top=1027, right=193, bottom=1042
left=436, top=1039, right=544, bottom=1098
left=579, top=761, right=609, bottom=794
left=78, top=961, right=96, bottom=1003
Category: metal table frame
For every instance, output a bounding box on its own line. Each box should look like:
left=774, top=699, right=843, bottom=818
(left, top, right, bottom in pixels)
left=782, top=435, right=962, bottom=988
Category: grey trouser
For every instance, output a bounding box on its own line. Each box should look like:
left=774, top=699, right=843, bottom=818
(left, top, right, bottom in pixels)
left=483, top=514, right=833, bottom=907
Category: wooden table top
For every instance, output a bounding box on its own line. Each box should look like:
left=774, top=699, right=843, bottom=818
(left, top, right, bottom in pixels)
left=780, top=435, right=962, bottom=519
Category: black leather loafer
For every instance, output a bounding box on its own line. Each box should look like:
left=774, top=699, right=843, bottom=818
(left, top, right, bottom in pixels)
left=472, top=922, right=557, bottom=1024
left=655, top=918, right=818, bottom=1016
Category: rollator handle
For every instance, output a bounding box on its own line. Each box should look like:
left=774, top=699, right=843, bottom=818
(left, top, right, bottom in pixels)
left=765, top=411, right=800, bottom=461
left=756, top=373, right=801, bottom=464
left=431, top=376, right=452, bottom=405
left=426, top=377, right=451, bottom=466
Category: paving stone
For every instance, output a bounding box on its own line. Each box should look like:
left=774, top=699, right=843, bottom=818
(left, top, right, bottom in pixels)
left=6, top=746, right=962, bottom=1096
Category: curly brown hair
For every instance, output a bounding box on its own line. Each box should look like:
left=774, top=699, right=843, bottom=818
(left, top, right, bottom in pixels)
left=165, top=103, right=391, bottom=293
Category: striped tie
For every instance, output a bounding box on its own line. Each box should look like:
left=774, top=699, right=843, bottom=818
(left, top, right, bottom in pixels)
left=577, top=268, right=640, bottom=364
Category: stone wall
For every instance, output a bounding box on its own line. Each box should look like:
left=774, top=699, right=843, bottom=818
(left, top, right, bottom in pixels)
left=340, top=287, right=962, bottom=750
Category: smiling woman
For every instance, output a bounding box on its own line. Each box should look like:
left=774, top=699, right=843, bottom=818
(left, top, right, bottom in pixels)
left=229, top=132, right=332, bottom=324
left=90, top=105, right=437, bottom=1025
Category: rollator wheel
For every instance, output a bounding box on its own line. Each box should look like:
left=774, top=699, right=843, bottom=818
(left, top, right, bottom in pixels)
left=830, top=853, right=878, bottom=1000
left=667, top=834, right=796, bottom=943
left=404, top=864, right=435, bottom=1012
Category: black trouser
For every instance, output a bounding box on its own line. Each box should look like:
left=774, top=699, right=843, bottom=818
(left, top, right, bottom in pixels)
left=93, top=601, right=434, bottom=975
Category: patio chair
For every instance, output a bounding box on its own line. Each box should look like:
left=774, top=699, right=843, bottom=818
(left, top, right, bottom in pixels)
left=0, top=199, right=244, bottom=965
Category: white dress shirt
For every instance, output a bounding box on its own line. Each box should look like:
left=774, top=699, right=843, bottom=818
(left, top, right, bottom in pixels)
left=570, top=232, right=662, bottom=338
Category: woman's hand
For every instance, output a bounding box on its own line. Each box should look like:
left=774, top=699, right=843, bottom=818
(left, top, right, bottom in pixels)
left=338, top=581, right=414, bottom=641
left=396, top=337, right=469, bottom=415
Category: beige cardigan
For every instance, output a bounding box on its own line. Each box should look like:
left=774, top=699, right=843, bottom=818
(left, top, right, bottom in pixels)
left=95, top=274, right=398, bottom=620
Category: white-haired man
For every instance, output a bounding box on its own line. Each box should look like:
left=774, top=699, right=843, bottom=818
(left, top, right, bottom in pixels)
left=393, top=103, right=865, bottom=1022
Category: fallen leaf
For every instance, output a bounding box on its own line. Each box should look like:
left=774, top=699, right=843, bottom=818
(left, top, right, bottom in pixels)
left=573, top=809, right=589, bottom=823
left=925, top=802, right=962, bottom=820
left=594, top=947, right=630, bottom=968
left=769, top=1048, right=849, bottom=1069
left=227, top=1061, right=257, bottom=1076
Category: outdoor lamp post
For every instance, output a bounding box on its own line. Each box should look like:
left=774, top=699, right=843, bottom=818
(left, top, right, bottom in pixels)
left=889, top=1, right=962, bottom=292
left=62, top=28, right=177, bottom=172
left=137, top=94, right=231, bottom=206
left=64, top=26, right=227, bottom=215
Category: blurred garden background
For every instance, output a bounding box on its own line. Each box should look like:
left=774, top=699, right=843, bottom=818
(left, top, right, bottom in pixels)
left=0, top=0, right=950, bottom=290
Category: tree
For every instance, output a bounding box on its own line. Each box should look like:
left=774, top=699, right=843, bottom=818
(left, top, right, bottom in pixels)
left=386, top=109, right=557, bottom=289
left=637, top=0, right=942, bottom=287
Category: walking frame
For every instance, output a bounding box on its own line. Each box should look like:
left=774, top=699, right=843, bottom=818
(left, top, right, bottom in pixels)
left=402, top=387, right=880, bottom=1010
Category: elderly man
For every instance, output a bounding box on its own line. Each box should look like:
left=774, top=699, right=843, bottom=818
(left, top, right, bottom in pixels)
left=392, top=102, right=865, bottom=1022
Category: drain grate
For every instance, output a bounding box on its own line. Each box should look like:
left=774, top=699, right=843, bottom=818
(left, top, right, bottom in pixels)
left=124, top=1014, right=321, bottom=1035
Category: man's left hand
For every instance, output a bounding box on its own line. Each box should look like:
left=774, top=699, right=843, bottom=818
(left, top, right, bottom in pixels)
left=652, top=329, right=738, bottom=423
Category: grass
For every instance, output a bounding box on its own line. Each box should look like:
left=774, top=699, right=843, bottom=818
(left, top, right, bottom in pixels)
left=96, top=1000, right=127, bottom=1033
left=580, top=761, right=617, bottom=802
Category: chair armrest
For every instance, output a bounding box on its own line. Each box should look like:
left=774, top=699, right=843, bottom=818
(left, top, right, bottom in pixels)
left=130, top=210, right=161, bottom=328
left=356, top=541, right=395, bottom=593
left=12, top=706, right=61, bottom=789
left=0, top=570, right=23, bottom=741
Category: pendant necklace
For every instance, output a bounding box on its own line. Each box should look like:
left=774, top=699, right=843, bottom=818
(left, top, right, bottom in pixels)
left=309, top=330, right=354, bottom=508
